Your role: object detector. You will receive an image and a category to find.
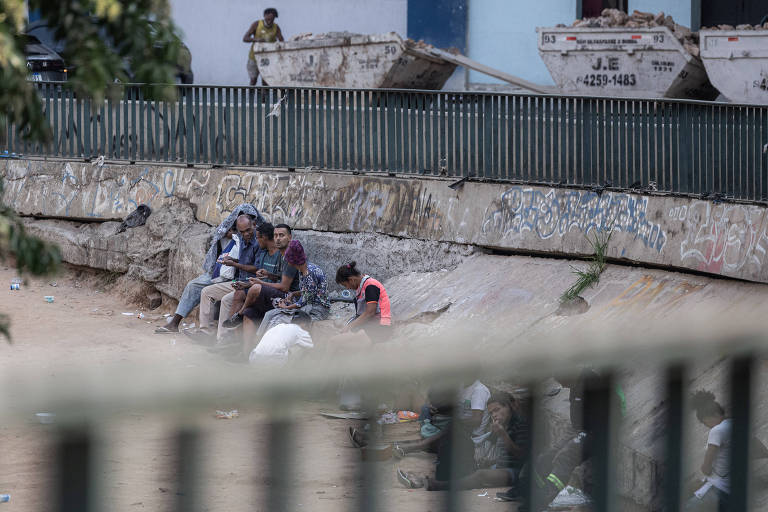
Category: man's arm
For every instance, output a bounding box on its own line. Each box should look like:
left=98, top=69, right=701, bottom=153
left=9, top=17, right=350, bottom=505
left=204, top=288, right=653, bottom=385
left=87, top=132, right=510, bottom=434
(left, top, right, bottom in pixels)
left=242, top=21, right=258, bottom=43
left=276, top=26, right=284, bottom=42
left=701, top=444, right=718, bottom=476
left=254, top=273, right=293, bottom=293
left=221, top=256, right=260, bottom=275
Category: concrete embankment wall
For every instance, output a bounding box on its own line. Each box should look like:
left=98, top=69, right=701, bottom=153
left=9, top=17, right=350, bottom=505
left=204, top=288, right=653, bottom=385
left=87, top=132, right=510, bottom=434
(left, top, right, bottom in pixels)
left=4, top=159, right=768, bottom=284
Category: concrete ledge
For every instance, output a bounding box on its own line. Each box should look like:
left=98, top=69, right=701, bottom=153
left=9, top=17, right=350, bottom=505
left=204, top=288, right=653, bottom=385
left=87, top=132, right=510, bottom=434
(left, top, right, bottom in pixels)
left=4, top=159, right=768, bottom=284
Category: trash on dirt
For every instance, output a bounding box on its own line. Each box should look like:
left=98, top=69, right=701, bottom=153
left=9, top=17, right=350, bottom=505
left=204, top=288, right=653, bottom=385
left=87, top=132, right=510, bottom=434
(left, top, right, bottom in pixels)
left=170, top=339, right=176, bottom=346
left=377, top=412, right=398, bottom=424
left=0, top=494, right=9, bottom=503
left=122, top=312, right=134, bottom=316
left=215, top=409, right=240, bottom=419
left=137, top=313, right=145, bottom=319
left=319, top=411, right=369, bottom=420
left=49, top=282, right=58, bottom=287
left=397, top=411, right=419, bottom=422
left=35, top=412, right=56, bottom=424
left=163, top=313, right=171, bottom=317
left=43, top=296, right=54, bottom=303
left=477, top=491, right=488, bottom=497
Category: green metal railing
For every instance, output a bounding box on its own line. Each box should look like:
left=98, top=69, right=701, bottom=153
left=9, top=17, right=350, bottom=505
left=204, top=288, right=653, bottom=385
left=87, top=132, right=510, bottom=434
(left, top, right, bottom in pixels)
left=6, top=82, right=768, bottom=202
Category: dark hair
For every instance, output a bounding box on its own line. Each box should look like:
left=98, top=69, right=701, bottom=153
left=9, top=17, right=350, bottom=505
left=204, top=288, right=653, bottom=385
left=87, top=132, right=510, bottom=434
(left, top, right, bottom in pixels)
left=274, top=223, right=292, bottom=234
left=293, top=310, right=311, bottom=328
left=264, top=7, right=278, bottom=17
left=487, top=392, right=518, bottom=414
left=256, top=222, right=274, bottom=240
left=335, top=261, right=361, bottom=284
left=691, top=390, right=724, bottom=422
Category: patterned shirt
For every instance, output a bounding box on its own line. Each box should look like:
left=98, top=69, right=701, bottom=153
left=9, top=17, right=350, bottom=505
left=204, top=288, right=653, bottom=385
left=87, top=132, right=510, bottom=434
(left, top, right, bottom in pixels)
left=294, top=262, right=331, bottom=309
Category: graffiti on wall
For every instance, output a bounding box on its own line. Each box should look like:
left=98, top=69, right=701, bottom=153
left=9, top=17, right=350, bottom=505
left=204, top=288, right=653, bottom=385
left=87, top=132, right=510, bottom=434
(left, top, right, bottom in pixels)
left=5, top=162, right=212, bottom=219
left=605, top=275, right=706, bottom=313
left=213, top=172, right=446, bottom=235
left=482, top=187, right=667, bottom=252
left=671, top=201, right=768, bottom=275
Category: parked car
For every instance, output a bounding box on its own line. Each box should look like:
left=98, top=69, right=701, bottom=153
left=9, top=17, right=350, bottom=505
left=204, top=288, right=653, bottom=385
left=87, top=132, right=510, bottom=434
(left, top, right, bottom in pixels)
left=24, top=20, right=193, bottom=84
left=24, top=21, right=67, bottom=81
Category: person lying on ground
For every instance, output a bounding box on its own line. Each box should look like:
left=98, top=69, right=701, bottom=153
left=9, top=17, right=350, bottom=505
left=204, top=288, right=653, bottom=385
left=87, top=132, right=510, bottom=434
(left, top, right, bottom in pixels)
left=684, top=390, right=768, bottom=511
left=248, top=310, right=314, bottom=364
left=156, top=204, right=264, bottom=333
left=222, top=223, right=299, bottom=330
left=350, top=380, right=491, bottom=458
left=496, top=368, right=624, bottom=509
left=242, top=240, right=331, bottom=356
left=397, top=392, right=529, bottom=491
left=187, top=215, right=261, bottom=342
left=334, top=261, right=392, bottom=343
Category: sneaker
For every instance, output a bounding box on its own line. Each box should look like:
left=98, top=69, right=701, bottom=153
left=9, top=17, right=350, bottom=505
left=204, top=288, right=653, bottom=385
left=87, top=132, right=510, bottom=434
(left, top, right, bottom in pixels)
left=221, top=312, right=243, bottom=328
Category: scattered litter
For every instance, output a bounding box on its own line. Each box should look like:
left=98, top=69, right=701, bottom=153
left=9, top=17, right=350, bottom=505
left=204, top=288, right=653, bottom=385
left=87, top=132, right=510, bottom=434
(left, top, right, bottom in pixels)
left=170, top=339, right=176, bottom=346
left=377, top=412, right=398, bottom=424
left=267, top=95, right=287, bottom=118
left=35, top=412, right=56, bottom=424
left=551, top=485, right=591, bottom=507
left=10, top=277, right=21, bottom=290
left=163, top=313, right=171, bottom=317
left=319, top=411, right=369, bottom=420
left=49, top=282, right=58, bottom=287
left=158, top=488, right=169, bottom=493
left=43, top=296, right=54, bottom=303
left=137, top=313, right=145, bottom=319
left=188, top=323, right=195, bottom=329
left=91, top=155, right=105, bottom=167
left=477, top=491, right=488, bottom=497
left=215, top=409, right=239, bottom=419
left=0, top=494, right=9, bottom=503
left=122, top=312, right=134, bottom=316
left=397, top=411, right=419, bottom=422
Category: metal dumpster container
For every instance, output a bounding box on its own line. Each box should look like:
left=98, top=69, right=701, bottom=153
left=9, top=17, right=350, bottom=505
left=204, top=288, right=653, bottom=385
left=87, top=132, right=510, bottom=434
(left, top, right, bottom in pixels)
left=700, top=29, right=768, bottom=104
left=537, top=26, right=718, bottom=99
left=251, top=32, right=457, bottom=89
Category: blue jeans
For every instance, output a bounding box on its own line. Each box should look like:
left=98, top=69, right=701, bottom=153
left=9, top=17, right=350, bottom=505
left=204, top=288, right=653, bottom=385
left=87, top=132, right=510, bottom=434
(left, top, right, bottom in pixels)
left=175, top=274, right=214, bottom=317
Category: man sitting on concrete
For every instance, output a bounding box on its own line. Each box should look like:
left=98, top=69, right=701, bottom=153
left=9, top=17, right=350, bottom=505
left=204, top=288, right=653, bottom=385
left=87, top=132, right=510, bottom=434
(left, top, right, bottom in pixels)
left=191, top=214, right=261, bottom=341
left=155, top=204, right=264, bottom=333
left=221, top=223, right=300, bottom=328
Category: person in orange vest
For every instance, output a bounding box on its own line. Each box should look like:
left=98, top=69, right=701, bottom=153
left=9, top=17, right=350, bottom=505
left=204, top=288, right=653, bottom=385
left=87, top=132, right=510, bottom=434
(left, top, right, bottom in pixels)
left=242, top=7, right=284, bottom=86
left=335, top=261, right=392, bottom=343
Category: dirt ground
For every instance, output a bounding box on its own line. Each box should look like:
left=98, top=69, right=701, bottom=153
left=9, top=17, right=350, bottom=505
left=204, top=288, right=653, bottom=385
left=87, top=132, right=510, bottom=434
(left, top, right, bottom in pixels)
left=0, top=265, right=519, bottom=512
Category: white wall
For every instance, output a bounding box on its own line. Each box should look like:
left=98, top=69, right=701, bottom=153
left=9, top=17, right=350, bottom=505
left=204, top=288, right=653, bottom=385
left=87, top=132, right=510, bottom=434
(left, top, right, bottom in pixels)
left=170, top=0, right=408, bottom=85
left=629, top=0, right=694, bottom=28
left=467, top=0, right=577, bottom=87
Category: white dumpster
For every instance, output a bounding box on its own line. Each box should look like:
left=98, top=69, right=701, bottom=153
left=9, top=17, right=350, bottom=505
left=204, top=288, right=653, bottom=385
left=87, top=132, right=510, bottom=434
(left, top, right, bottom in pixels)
left=700, top=29, right=768, bottom=104
left=537, top=26, right=718, bottom=100
left=251, top=32, right=456, bottom=89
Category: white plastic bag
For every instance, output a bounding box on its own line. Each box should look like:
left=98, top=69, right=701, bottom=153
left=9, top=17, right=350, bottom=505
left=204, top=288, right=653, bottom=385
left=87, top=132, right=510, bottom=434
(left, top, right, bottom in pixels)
left=218, top=235, right=241, bottom=280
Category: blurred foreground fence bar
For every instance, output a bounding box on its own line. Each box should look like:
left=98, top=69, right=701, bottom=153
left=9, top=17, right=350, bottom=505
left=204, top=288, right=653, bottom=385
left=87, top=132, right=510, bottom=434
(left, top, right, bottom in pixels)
left=4, top=83, right=768, bottom=202
left=6, top=327, right=761, bottom=512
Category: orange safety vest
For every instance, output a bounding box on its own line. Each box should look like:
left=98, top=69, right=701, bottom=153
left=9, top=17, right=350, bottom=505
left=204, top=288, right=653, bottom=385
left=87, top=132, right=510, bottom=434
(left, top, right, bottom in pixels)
left=355, top=276, right=391, bottom=326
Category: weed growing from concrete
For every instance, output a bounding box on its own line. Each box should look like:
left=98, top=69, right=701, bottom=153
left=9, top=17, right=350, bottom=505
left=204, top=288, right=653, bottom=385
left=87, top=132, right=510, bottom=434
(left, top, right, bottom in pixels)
left=560, top=228, right=613, bottom=303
